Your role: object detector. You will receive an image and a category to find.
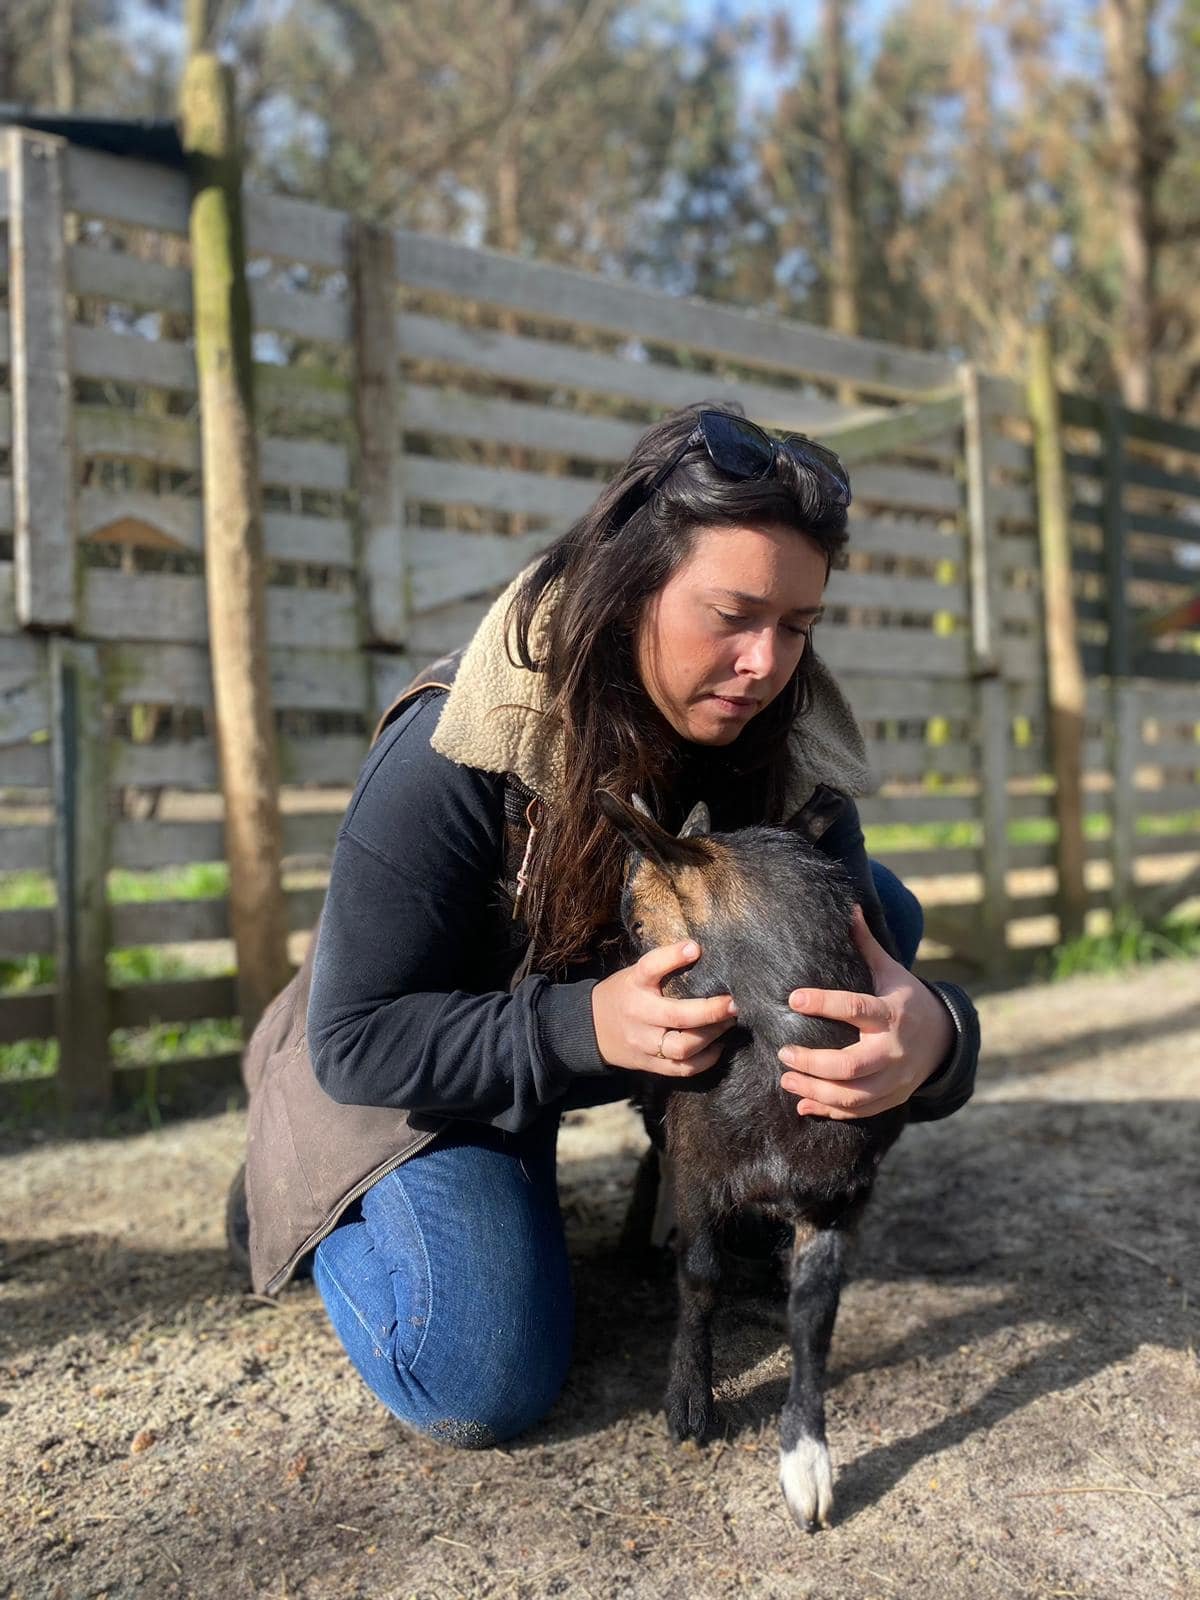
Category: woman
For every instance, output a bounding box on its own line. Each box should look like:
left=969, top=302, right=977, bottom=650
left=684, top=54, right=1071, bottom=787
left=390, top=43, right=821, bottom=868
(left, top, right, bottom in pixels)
left=237, top=404, right=980, bottom=1449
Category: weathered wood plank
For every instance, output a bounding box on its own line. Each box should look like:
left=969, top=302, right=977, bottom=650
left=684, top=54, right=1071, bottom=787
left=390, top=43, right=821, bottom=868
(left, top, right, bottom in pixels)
left=0, top=825, right=53, bottom=873
left=64, top=145, right=189, bottom=233
left=110, top=732, right=367, bottom=790
left=110, top=975, right=237, bottom=1029
left=247, top=190, right=349, bottom=270
left=71, top=323, right=349, bottom=415
left=50, top=637, right=112, bottom=1110
left=397, top=312, right=856, bottom=430
left=0, top=906, right=54, bottom=958
left=410, top=530, right=552, bottom=611
left=848, top=515, right=966, bottom=564
left=860, top=794, right=981, bottom=826
left=824, top=569, right=969, bottom=618
left=849, top=462, right=961, bottom=516
left=0, top=989, right=55, bottom=1045
left=840, top=675, right=975, bottom=719
left=405, top=384, right=638, bottom=462
left=0, top=744, right=52, bottom=786
left=109, top=886, right=325, bottom=948
left=352, top=221, right=407, bottom=647
left=104, top=640, right=373, bottom=714
left=0, top=634, right=51, bottom=744
left=79, top=486, right=355, bottom=567
left=390, top=227, right=957, bottom=397
left=8, top=129, right=77, bottom=629
left=81, top=569, right=359, bottom=649
left=110, top=811, right=340, bottom=870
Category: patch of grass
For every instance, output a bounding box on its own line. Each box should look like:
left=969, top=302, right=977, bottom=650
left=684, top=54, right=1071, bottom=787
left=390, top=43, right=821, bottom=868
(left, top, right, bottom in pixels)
left=110, top=1016, right=242, bottom=1067
left=0, top=871, right=55, bottom=910
left=1039, top=909, right=1200, bottom=981
left=106, top=862, right=231, bottom=902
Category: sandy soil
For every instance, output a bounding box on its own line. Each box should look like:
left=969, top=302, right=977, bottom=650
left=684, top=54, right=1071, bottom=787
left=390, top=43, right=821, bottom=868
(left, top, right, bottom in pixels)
left=2, top=960, right=1198, bottom=1600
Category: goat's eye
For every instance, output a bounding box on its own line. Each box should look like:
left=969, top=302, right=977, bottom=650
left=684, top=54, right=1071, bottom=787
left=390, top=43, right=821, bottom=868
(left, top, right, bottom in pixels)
left=631, top=920, right=645, bottom=939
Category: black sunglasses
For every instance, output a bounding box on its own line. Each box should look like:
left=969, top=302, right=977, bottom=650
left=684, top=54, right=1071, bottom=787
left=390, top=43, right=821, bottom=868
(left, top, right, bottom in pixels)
left=640, top=409, right=852, bottom=513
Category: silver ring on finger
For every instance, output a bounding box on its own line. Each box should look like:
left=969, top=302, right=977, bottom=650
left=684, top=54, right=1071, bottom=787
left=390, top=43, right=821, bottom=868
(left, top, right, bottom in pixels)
left=656, top=1027, right=672, bottom=1059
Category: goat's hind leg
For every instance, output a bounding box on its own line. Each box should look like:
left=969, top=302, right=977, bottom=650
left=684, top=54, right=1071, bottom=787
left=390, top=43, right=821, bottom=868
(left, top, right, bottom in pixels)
left=664, top=1190, right=721, bottom=1444
left=778, top=1221, right=848, bottom=1531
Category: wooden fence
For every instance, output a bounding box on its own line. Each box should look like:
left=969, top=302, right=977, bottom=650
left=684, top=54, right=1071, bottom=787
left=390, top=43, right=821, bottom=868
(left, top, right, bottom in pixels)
left=1, top=127, right=1198, bottom=1112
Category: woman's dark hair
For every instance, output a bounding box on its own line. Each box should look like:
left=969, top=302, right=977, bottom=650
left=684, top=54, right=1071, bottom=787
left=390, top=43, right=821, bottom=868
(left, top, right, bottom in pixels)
left=506, top=401, right=851, bottom=972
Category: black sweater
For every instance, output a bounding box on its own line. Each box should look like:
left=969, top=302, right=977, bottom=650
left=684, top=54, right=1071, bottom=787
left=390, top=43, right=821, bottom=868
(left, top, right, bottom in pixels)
left=307, top=693, right=980, bottom=1131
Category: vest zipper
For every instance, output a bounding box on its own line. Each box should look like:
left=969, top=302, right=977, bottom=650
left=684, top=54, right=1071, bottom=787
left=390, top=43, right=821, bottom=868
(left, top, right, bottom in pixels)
left=264, top=1122, right=446, bottom=1297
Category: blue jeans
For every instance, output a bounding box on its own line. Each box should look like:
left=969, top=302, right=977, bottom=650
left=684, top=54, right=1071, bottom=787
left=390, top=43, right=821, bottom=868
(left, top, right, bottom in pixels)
left=313, top=861, right=922, bottom=1447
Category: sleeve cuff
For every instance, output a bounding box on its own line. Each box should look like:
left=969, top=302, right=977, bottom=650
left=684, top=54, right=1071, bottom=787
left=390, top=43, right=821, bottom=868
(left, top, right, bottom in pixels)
left=908, top=980, right=980, bottom=1123
left=536, top=977, right=610, bottom=1078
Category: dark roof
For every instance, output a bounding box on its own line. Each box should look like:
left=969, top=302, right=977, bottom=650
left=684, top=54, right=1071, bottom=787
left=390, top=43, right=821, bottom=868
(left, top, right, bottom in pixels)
left=0, top=109, right=184, bottom=167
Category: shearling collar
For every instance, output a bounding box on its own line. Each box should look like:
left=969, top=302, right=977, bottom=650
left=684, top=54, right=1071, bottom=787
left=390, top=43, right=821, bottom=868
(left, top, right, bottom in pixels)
left=430, top=575, right=877, bottom=810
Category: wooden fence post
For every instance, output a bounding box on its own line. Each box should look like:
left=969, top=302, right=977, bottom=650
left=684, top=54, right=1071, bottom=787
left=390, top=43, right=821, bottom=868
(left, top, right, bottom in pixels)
left=351, top=220, right=409, bottom=649
left=1101, top=398, right=1137, bottom=911
left=1027, top=324, right=1088, bottom=943
left=51, top=637, right=112, bottom=1112
left=961, top=365, right=1010, bottom=980
left=8, top=126, right=77, bottom=631
left=181, top=50, right=291, bottom=1034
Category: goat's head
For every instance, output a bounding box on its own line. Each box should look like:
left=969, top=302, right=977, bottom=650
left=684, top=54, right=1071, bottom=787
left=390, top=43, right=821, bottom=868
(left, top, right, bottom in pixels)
left=597, top=786, right=856, bottom=1012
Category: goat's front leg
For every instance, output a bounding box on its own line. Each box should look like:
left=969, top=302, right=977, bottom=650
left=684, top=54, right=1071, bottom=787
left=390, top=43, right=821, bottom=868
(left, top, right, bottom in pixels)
left=778, top=1222, right=847, bottom=1531
left=664, top=1187, right=721, bottom=1443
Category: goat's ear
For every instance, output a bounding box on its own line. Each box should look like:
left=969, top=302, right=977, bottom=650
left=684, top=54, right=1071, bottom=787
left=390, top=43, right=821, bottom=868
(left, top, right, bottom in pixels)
left=678, top=801, right=711, bottom=839
left=595, top=790, right=709, bottom=870
left=784, top=783, right=846, bottom=843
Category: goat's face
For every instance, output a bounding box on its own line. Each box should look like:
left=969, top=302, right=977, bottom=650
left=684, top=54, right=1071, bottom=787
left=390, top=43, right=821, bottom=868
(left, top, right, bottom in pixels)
left=597, top=785, right=856, bottom=1005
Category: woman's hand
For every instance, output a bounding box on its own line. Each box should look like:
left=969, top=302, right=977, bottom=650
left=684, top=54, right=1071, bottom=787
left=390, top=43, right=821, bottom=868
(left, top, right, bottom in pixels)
left=778, top=906, right=954, bottom=1119
left=592, top=940, right=739, bottom=1077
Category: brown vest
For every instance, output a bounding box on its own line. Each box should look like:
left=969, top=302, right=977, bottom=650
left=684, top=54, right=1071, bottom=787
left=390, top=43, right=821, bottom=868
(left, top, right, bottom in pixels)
left=241, top=654, right=537, bottom=1295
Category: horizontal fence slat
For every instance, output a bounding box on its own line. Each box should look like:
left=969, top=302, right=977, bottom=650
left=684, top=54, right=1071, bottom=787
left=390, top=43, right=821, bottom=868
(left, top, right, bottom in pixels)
left=109, top=886, right=325, bottom=948
left=842, top=676, right=976, bottom=719
left=0, top=988, right=55, bottom=1044
left=849, top=463, right=960, bottom=517
left=410, top=530, right=551, bottom=611
left=81, top=570, right=359, bottom=650
left=397, top=311, right=857, bottom=430
left=848, top=515, right=966, bottom=563
left=390, top=227, right=957, bottom=397
left=110, top=812, right=340, bottom=871
left=404, top=455, right=594, bottom=524
left=0, top=745, right=52, bottom=785
left=825, top=569, right=968, bottom=618
left=0, top=905, right=54, bottom=957
left=110, top=975, right=237, bottom=1029
left=109, top=733, right=368, bottom=790
left=0, top=825, right=53, bottom=873
left=104, top=641, right=374, bottom=714
left=405, top=384, right=638, bottom=462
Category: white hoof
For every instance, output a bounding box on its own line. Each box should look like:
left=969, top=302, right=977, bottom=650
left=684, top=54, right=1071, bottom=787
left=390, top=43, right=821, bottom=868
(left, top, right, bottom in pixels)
left=779, top=1436, right=833, bottom=1530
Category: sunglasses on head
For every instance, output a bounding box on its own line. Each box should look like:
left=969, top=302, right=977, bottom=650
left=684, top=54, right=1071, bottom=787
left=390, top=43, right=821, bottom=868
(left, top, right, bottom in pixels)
left=638, top=409, right=852, bottom=514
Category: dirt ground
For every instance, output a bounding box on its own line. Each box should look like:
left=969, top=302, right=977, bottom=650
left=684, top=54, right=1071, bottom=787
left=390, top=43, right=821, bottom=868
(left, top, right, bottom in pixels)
left=2, top=960, right=1198, bottom=1600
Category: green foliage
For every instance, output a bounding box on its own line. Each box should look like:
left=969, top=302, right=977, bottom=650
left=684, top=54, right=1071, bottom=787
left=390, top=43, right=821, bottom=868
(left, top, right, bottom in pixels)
left=1040, top=909, right=1200, bottom=980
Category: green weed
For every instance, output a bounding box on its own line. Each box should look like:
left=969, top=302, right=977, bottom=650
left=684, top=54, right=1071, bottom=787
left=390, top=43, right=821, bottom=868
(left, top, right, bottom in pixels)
left=1040, top=909, right=1200, bottom=981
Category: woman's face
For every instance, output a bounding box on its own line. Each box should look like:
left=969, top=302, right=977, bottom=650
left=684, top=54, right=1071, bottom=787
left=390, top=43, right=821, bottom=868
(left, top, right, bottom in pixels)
left=636, top=522, right=828, bottom=746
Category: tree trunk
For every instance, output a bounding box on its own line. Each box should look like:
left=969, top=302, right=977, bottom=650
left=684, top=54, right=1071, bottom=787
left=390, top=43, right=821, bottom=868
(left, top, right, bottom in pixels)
left=180, top=49, right=291, bottom=1034
left=51, top=0, right=76, bottom=110
left=1098, top=0, right=1160, bottom=412
left=820, top=0, right=859, bottom=349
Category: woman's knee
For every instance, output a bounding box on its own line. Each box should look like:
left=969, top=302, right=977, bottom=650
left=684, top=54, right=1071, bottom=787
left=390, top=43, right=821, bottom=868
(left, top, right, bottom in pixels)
left=314, top=1127, right=574, bottom=1444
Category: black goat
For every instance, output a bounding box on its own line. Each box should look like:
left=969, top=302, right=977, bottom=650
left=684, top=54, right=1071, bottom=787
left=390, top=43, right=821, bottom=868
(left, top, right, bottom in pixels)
left=597, top=789, right=908, bottom=1531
